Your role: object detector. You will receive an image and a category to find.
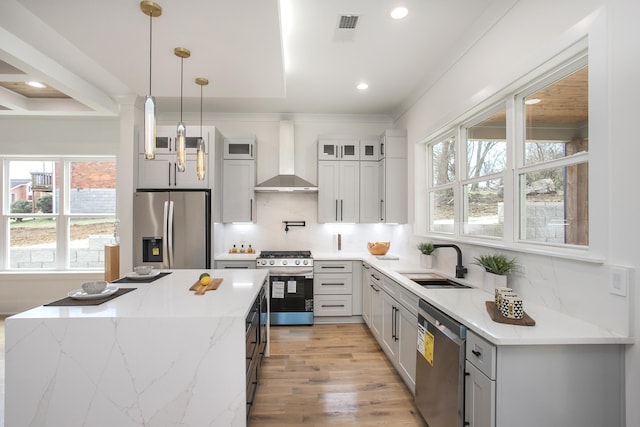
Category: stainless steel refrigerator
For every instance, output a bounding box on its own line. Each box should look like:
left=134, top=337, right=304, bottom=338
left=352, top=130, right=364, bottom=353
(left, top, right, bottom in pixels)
left=133, top=190, right=211, bottom=269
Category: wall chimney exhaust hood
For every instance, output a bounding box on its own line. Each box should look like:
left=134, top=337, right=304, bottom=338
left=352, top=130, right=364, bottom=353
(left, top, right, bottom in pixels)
left=254, top=120, right=318, bottom=192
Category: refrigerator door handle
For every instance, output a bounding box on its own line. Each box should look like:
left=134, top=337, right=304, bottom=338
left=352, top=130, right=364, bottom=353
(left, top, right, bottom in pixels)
left=162, top=201, right=170, bottom=268
left=167, top=200, right=175, bottom=268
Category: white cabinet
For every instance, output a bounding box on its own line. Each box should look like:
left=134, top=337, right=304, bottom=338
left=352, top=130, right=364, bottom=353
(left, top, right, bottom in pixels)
left=222, top=159, right=256, bottom=222
left=363, top=269, right=418, bottom=394
left=379, top=157, right=407, bottom=223
left=223, top=137, right=255, bottom=160
left=214, top=260, right=256, bottom=269
left=359, top=160, right=380, bottom=223
left=361, top=263, right=372, bottom=325
left=464, top=329, right=623, bottom=427
left=314, top=261, right=357, bottom=318
left=318, top=138, right=360, bottom=160
left=369, top=270, right=384, bottom=340
left=465, top=360, right=496, bottom=427
left=317, top=161, right=359, bottom=223
left=379, top=129, right=407, bottom=159
left=137, top=127, right=212, bottom=189
left=360, top=137, right=380, bottom=160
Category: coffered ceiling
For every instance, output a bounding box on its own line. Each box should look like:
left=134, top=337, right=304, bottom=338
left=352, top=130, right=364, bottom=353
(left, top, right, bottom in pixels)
left=0, top=0, right=519, bottom=118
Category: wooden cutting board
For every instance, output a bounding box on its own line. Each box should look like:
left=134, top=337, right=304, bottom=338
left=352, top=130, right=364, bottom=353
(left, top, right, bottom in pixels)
left=189, top=278, right=223, bottom=295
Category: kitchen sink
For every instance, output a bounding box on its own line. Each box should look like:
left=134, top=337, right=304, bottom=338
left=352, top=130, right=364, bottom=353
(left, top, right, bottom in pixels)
left=411, top=279, right=471, bottom=289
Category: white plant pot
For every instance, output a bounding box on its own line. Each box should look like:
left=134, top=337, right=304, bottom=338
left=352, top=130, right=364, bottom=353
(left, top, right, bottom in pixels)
left=483, top=271, right=507, bottom=291
left=420, top=254, right=433, bottom=269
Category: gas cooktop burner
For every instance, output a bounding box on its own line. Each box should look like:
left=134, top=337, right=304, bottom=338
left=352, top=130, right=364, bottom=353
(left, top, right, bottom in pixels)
left=258, top=250, right=312, bottom=259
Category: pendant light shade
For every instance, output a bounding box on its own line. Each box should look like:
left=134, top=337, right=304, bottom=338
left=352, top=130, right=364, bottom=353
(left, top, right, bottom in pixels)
left=174, top=47, right=190, bottom=172
left=195, top=77, right=208, bottom=181
left=140, top=1, right=161, bottom=160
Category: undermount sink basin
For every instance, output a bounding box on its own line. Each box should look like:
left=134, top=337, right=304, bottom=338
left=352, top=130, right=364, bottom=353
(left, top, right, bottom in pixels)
left=411, top=279, right=471, bottom=289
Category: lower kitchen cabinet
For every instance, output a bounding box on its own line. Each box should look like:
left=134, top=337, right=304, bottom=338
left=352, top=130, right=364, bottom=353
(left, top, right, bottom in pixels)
left=464, top=329, right=623, bottom=427
left=314, top=260, right=362, bottom=319
left=215, top=259, right=256, bottom=269
left=363, top=262, right=418, bottom=393
left=361, top=262, right=372, bottom=325
left=246, top=282, right=267, bottom=420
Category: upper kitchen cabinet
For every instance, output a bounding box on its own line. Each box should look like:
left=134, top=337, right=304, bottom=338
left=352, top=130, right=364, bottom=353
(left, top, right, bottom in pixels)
left=379, top=129, right=408, bottom=159
left=360, top=137, right=381, bottom=161
left=137, top=126, right=212, bottom=189
left=223, top=137, right=255, bottom=160
left=379, top=157, right=407, bottom=223
left=318, top=137, right=360, bottom=161
left=317, top=160, right=359, bottom=223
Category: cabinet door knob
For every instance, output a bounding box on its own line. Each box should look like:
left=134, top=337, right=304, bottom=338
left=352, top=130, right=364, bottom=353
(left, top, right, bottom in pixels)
left=472, top=349, right=482, bottom=357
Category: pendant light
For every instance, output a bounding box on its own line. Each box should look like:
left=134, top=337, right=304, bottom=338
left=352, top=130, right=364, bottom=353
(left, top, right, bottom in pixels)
left=195, top=77, right=208, bottom=181
left=174, top=47, right=190, bottom=172
left=140, top=1, right=162, bottom=160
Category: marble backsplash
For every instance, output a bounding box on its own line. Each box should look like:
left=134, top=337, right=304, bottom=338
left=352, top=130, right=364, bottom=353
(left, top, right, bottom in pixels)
left=217, top=192, right=632, bottom=337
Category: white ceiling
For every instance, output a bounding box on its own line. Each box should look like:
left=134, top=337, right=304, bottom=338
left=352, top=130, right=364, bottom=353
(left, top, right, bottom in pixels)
left=0, top=0, right=516, bottom=119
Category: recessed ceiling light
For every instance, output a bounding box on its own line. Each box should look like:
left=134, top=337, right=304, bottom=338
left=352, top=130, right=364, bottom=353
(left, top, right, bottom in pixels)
left=357, top=82, right=369, bottom=90
left=525, top=98, right=541, bottom=105
left=26, top=81, right=46, bottom=89
left=390, top=7, right=408, bottom=19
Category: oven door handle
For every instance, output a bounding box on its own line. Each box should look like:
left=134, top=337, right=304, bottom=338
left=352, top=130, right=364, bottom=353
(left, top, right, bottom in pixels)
left=267, top=269, right=313, bottom=277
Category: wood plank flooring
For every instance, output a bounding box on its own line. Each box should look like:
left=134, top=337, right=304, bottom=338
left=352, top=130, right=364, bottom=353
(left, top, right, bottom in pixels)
left=249, top=323, right=427, bottom=426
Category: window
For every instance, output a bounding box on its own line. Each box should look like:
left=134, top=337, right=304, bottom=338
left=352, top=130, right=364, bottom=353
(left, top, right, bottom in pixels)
left=428, top=135, right=455, bottom=233
left=462, top=108, right=507, bottom=238
left=422, top=51, right=589, bottom=252
left=517, top=63, right=589, bottom=246
left=3, top=157, right=116, bottom=270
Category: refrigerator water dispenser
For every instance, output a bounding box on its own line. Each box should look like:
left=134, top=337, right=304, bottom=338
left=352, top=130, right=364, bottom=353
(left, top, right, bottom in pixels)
left=142, top=237, right=163, bottom=263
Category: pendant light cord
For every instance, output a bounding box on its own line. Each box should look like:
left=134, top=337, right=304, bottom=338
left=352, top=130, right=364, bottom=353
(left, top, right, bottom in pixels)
left=180, top=57, right=184, bottom=122
left=148, top=12, right=152, bottom=95
left=200, top=84, right=203, bottom=137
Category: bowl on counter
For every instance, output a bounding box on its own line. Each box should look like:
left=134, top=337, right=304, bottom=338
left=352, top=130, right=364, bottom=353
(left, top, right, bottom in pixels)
left=134, top=265, right=153, bottom=275
left=81, top=280, right=108, bottom=295
left=367, top=241, right=390, bottom=256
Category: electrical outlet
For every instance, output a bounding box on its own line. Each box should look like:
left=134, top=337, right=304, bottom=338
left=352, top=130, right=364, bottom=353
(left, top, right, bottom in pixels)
left=609, top=266, right=629, bottom=297
left=510, top=265, right=526, bottom=275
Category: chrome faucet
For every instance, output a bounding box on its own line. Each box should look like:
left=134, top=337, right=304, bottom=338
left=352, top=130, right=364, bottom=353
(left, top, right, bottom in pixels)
left=433, top=244, right=468, bottom=278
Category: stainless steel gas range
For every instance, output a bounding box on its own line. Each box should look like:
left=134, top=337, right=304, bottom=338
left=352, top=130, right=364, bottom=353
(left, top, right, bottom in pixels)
left=256, top=250, right=314, bottom=325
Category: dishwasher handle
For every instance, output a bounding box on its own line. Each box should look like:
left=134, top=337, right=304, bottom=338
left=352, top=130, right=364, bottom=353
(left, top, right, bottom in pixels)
left=418, top=298, right=466, bottom=340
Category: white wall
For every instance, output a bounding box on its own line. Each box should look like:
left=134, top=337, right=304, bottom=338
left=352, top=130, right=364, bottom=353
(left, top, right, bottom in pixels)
left=395, top=0, right=640, bottom=424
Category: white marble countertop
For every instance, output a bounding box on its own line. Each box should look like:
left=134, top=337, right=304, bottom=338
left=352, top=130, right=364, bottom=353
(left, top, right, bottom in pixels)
left=293, top=251, right=631, bottom=346
left=214, top=253, right=259, bottom=261
left=10, top=268, right=268, bottom=320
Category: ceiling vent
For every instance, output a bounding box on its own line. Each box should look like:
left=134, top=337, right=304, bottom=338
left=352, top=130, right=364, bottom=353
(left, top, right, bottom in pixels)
left=338, top=15, right=359, bottom=29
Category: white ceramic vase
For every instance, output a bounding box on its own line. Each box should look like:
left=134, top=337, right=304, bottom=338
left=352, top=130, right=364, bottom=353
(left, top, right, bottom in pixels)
left=483, top=271, right=507, bottom=291
left=420, top=254, right=433, bottom=269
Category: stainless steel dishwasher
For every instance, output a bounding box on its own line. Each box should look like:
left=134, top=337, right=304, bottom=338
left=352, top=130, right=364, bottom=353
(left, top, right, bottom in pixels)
left=415, top=298, right=467, bottom=427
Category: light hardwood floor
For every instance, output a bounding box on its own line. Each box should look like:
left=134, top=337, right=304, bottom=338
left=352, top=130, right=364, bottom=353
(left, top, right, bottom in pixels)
left=0, top=319, right=425, bottom=427
left=249, top=324, right=427, bottom=426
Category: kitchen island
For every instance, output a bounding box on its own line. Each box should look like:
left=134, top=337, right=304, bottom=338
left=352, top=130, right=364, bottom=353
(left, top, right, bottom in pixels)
left=5, top=269, right=268, bottom=427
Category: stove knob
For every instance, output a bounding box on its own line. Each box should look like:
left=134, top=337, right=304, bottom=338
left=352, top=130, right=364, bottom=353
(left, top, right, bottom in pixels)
left=282, top=260, right=288, bottom=266
left=303, top=260, right=308, bottom=265
left=269, top=260, right=275, bottom=265
left=295, top=260, right=300, bottom=265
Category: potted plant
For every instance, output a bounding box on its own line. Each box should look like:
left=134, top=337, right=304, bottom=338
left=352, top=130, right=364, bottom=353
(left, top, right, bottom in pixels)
left=473, top=254, right=518, bottom=289
left=417, top=242, right=435, bottom=269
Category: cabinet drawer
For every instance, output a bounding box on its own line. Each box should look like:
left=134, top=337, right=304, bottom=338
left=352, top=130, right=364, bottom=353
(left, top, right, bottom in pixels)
left=314, top=294, right=353, bottom=316
left=215, top=260, right=255, bottom=269
left=466, top=330, right=497, bottom=380
left=380, top=275, right=399, bottom=298
left=315, top=273, right=353, bottom=294
left=314, top=260, right=353, bottom=273
left=399, top=287, right=419, bottom=317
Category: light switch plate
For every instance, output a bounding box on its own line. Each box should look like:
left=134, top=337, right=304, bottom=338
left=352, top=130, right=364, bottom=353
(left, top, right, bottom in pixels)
left=609, top=266, right=629, bottom=297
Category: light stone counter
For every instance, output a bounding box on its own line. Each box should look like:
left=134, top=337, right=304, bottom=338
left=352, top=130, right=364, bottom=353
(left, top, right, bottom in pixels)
left=314, top=252, right=631, bottom=345
left=5, top=269, right=269, bottom=427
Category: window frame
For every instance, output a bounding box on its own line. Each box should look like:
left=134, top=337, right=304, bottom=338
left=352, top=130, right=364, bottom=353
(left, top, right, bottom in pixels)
left=2, top=156, right=116, bottom=271
left=420, top=48, right=596, bottom=261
